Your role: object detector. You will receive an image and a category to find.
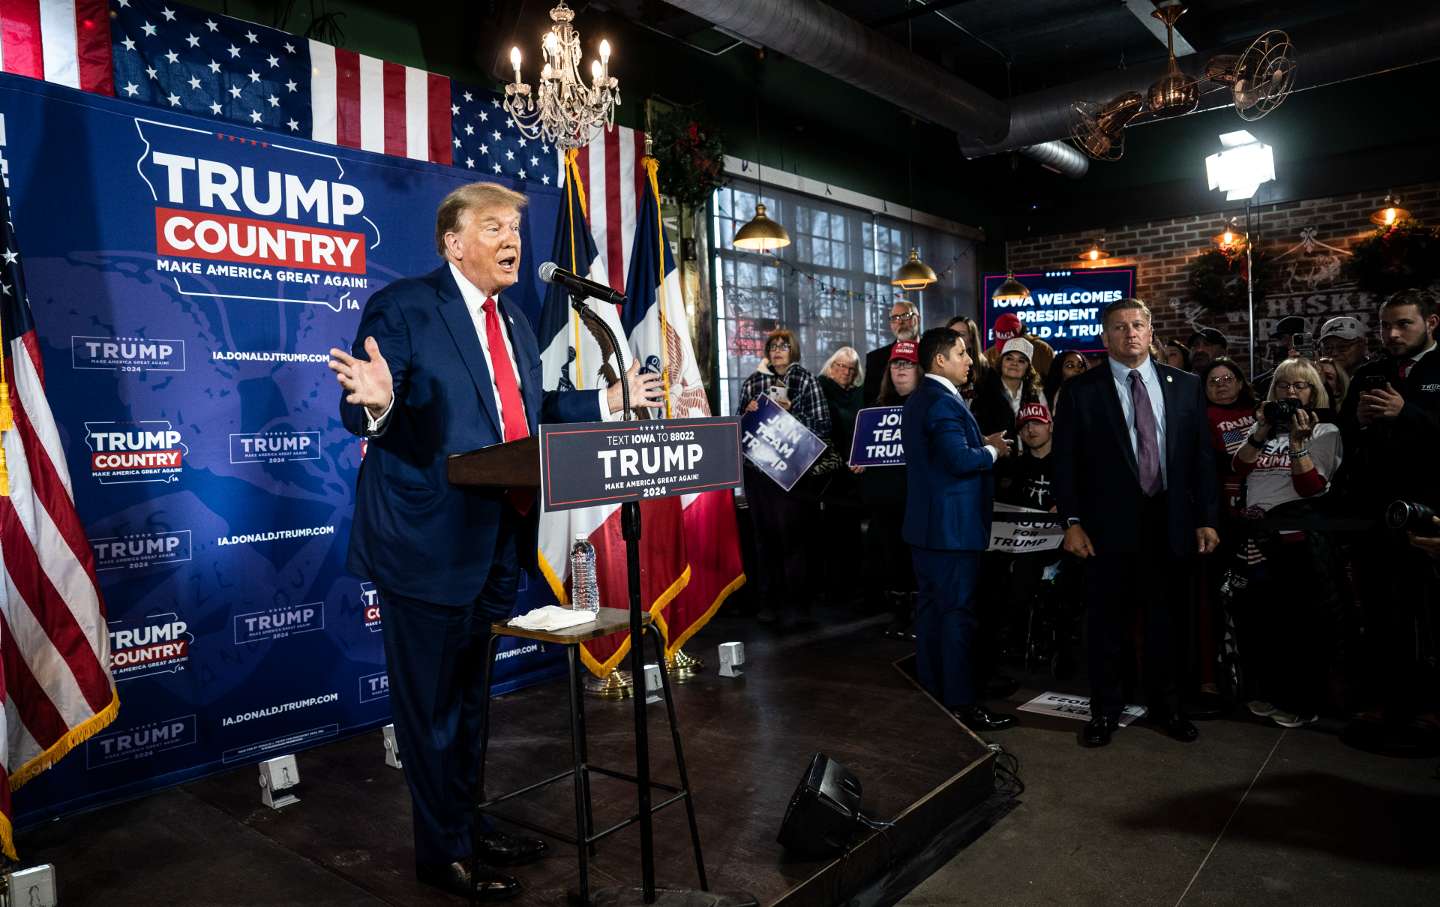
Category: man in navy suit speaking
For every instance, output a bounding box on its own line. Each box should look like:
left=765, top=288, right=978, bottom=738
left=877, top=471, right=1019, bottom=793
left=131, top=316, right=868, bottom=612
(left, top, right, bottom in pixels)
left=328, top=182, right=660, bottom=900
left=903, top=327, right=1018, bottom=732
left=1052, top=297, right=1219, bottom=749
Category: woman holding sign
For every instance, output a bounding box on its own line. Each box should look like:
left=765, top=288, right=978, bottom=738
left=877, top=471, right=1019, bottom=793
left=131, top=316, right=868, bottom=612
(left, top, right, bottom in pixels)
left=860, top=341, right=922, bottom=638
left=740, top=329, right=831, bottom=627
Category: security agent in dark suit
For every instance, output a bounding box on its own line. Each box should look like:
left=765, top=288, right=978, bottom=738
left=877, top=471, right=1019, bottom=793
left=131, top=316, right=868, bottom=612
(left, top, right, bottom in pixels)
left=902, top=327, right=1018, bottom=732
left=1052, top=298, right=1220, bottom=749
left=328, top=182, right=661, bottom=900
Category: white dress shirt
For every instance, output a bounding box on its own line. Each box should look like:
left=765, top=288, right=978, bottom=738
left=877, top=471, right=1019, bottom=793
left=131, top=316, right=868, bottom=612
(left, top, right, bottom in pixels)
left=367, top=263, right=615, bottom=432
left=1107, top=356, right=1168, bottom=488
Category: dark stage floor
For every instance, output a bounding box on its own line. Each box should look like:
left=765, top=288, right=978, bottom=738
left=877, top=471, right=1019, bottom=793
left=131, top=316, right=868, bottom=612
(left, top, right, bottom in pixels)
left=16, top=605, right=1440, bottom=906
left=15, top=609, right=990, bottom=906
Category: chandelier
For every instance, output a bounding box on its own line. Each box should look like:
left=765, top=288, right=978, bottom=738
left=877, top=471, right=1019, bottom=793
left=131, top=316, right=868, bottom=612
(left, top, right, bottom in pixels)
left=504, top=1, right=621, bottom=152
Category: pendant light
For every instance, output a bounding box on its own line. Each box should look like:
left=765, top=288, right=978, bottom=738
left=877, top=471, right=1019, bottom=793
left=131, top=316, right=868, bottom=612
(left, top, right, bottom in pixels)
left=1213, top=216, right=1246, bottom=249
left=733, top=52, right=790, bottom=253
left=1370, top=191, right=1410, bottom=228
left=991, top=273, right=1031, bottom=305
left=1077, top=237, right=1111, bottom=263
left=891, top=12, right=936, bottom=290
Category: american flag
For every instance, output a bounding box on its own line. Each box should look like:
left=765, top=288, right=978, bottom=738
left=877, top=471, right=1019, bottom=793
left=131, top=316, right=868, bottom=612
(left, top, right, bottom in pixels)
left=0, top=140, right=118, bottom=861
left=0, top=0, right=113, bottom=93
left=450, top=83, right=562, bottom=185
left=111, top=0, right=452, bottom=163
left=575, top=125, right=647, bottom=296
left=8, top=0, right=623, bottom=183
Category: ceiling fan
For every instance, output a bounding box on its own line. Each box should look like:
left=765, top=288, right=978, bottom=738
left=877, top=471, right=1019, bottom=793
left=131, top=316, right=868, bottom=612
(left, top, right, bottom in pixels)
left=1068, top=3, right=1297, bottom=162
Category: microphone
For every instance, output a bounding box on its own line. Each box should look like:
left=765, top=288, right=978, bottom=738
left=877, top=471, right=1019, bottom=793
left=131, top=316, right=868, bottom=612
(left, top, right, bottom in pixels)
left=538, top=261, right=625, bottom=306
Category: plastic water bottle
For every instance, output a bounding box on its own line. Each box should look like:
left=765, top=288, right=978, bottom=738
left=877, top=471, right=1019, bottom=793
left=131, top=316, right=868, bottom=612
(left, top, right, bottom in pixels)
left=570, top=534, right=600, bottom=612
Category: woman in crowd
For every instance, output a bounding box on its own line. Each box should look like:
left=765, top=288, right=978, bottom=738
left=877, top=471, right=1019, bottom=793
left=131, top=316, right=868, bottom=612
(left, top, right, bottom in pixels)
left=1316, top=356, right=1351, bottom=415
left=1042, top=350, right=1089, bottom=412
left=815, top=346, right=865, bottom=607
left=1232, top=358, right=1343, bottom=728
left=1164, top=339, right=1192, bottom=372
left=945, top=315, right=988, bottom=404
left=818, top=347, right=864, bottom=460
left=1190, top=357, right=1258, bottom=713
left=971, top=337, right=1046, bottom=441
left=739, top=329, right=831, bottom=627
left=858, top=341, right=921, bottom=639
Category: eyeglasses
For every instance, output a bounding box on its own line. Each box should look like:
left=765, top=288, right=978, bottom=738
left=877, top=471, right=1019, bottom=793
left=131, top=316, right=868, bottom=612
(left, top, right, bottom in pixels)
left=1273, top=381, right=1312, bottom=393
left=888, top=312, right=917, bottom=323
left=768, top=341, right=792, bottom=352
left=1207, top=374, right=1237, bottom=385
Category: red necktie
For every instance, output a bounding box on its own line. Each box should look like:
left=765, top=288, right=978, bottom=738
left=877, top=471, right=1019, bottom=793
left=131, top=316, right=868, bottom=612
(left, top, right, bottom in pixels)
left=1399, top=358, right=1416, bottom=381
left=482, top=297, right=533, bottom=513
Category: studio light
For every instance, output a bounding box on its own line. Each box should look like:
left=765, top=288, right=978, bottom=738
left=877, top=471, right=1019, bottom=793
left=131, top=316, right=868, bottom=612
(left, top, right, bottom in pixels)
left=1205, top=130, right=1275, bottom=201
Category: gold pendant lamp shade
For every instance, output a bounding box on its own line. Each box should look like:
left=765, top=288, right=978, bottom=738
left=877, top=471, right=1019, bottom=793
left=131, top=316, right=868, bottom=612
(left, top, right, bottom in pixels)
left=991, top=273, right=1032, bottom=304
left=733, top=202, right=791, bottom=252
left=891, top=247, right=938, bottom=290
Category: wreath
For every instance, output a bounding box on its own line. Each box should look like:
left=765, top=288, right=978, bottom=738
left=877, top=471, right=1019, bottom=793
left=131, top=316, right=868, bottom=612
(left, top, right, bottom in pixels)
left=1186, top=244, right=1270, bottom=313
left=650, top=108, right=726, bottom=210
left=1343, top=221, right=1440, bottom=296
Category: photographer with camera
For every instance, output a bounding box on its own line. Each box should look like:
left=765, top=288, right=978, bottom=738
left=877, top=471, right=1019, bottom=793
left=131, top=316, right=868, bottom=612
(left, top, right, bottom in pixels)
left=1338, top=290, right=1440, bottom=738
left=1231, top=358, right=1343, bottom=728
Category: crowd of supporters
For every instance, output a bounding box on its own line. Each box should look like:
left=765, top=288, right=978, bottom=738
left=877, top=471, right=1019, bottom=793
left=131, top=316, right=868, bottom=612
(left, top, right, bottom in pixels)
left=735, top=289, right=1440, bottom=741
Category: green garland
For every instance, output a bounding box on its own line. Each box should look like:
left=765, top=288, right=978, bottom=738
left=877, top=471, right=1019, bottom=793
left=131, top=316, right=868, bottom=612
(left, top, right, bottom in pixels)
left=1343, top=221, right=1440, bottom=295
left=1187, top=245, right=1270, bottom=313
left=650, top=108, right=727, bottom=210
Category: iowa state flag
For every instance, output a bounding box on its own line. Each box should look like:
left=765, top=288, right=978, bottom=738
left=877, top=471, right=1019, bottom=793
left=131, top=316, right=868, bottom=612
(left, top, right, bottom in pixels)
left=621, top=156, right=744, bottom=655
left=536, top=148, right=687, bottom=677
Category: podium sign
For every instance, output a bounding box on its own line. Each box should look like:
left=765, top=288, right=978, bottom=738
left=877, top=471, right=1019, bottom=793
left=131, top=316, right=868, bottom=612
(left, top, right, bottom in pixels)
left=539, top=417, right=743, bottom=512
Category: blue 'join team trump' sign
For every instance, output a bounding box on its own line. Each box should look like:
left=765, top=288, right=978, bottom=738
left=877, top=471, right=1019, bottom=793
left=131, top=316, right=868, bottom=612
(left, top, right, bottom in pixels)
left=981, top=267, right=1137, bottom=354
left=848, top=406, right=905, bottom=467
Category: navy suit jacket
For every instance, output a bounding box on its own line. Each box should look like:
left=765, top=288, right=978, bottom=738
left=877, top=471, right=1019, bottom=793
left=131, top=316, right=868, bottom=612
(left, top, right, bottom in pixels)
left=901, top=377, right=996, bottom=552
left=1052, top=360, right=1219, bottom=557
left=341, top=265, right=599, bottom=605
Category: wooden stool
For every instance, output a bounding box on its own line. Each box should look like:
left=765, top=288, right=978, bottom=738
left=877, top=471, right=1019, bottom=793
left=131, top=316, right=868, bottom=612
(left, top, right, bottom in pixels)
left=472, top=609, right=707, bottom=906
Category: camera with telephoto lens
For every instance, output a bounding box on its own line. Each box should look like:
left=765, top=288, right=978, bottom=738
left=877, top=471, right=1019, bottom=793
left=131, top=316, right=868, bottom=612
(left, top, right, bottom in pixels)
left=1263, top=398, right=1299, bottom=428
left=1386, top=500, right=1440, bottom=536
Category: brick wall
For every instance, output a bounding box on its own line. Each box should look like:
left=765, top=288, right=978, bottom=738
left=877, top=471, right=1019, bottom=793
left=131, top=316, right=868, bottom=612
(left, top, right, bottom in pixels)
left=1006, top=181, right=1440, bottom=370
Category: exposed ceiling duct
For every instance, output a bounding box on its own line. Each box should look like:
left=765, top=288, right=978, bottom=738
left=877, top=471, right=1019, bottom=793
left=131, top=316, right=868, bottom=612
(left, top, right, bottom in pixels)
left=659, top=0, right=1090, bottom=177
left=960, top=4, right=1440, bottom=159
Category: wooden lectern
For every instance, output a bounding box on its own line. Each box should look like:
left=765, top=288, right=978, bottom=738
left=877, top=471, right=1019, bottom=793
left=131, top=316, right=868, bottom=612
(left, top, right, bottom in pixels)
left=446, top=436, right=539, bottom=489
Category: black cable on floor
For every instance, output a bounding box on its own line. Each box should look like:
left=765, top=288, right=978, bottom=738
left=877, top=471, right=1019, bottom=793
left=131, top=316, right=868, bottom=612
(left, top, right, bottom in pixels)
left=988, top=742, right=1025, bottom=799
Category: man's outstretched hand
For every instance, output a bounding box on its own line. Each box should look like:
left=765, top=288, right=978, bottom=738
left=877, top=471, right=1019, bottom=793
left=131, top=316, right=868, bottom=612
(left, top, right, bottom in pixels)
left=329, top=337, right=394, bottom=419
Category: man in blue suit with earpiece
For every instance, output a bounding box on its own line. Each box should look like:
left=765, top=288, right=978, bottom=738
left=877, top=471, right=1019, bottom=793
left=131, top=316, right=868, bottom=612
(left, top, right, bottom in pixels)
left=329, top=182, right=661, bottom=901
left=903, top=327, right=1018, bottom=732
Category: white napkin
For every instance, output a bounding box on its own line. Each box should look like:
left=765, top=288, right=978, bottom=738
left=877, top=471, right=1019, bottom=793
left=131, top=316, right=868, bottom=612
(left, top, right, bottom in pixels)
left=508, top=605, right=597, bottom=632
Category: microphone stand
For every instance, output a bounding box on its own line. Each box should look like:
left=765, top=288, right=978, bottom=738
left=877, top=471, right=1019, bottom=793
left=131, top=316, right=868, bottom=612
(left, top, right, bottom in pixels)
left=568, top=293, right=655, bottom=901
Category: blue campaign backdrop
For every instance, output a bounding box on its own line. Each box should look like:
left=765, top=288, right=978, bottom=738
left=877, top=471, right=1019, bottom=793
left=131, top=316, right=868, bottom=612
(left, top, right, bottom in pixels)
left=0, top=74, right=569, bottom=825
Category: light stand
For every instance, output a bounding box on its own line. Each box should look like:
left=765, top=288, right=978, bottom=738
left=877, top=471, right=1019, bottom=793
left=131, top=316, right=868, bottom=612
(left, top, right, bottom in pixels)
left=1245, top=198, right=1255, bottom=377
